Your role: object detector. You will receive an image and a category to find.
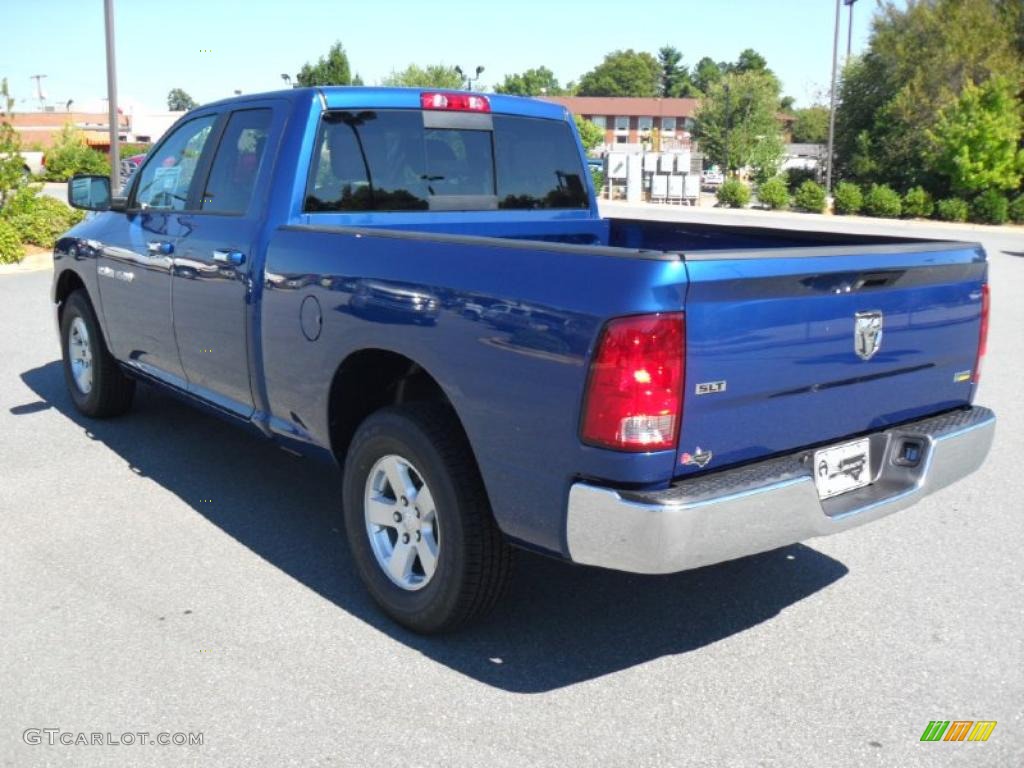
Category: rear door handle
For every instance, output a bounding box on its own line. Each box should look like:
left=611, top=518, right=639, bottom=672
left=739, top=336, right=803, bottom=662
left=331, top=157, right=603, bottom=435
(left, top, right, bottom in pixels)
left=212, top=249, right=246, bottom=266
left=147, top=241, right=174, bottom=255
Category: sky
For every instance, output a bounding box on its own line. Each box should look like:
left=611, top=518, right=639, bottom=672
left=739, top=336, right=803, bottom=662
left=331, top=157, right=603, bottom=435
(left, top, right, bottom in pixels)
left=1, top=0, right=876, bottom=115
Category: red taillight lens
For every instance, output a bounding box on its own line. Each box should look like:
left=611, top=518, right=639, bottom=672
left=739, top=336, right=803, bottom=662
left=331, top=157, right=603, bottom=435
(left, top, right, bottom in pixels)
left=581, top=312, right=685, bottom=451
left=973, top=283, right=990, bottom=384
left=420, top=92, right=490, bottom=112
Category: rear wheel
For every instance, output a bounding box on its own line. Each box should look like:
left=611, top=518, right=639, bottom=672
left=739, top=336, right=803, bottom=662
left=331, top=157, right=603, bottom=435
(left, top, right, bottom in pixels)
left=60, top=290, right=135, bottom=418
left=342, top=404, right=512, bottom=633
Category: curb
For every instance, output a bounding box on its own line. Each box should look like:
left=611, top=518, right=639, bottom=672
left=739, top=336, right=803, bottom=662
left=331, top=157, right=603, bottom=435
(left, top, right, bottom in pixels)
left=0, top=249, right=53, bottom=276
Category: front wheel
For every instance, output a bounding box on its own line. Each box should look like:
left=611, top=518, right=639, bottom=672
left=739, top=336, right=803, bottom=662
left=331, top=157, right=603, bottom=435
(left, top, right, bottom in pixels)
left=60, top=290, right=135, bottom=418
left=342, top=404, right=512, bottom=633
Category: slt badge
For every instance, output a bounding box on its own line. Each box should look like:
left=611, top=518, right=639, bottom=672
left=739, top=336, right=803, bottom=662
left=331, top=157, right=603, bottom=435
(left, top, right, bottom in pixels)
left=854, top=310, right=883, bottom=360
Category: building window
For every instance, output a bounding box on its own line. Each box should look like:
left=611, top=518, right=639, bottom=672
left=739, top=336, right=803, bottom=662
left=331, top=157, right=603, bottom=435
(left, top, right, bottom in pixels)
left=661, top=117, right=676, bottom=135
left=638, top=116, right=653, bottom=134
left=589, top=116, right=607, bottom=130
left=615, top=135, right=627, bottom=144
left=614, top=116, right=629, bottom=134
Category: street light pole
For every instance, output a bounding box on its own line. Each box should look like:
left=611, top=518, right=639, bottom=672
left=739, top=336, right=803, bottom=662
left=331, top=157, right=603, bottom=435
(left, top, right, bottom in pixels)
left=455, top=65, right=485, bottom=90
left=845, top=0, right=858, bottom=60
left=825, top=0, right=841, bottom=194
left=103, top=0, right=119, bottom=190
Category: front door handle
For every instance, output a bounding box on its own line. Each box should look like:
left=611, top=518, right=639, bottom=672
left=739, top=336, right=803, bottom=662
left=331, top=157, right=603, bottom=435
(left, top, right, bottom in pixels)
left=147, top=241, right=174, bottom=255
left=212, top=249, right=246, bottom=266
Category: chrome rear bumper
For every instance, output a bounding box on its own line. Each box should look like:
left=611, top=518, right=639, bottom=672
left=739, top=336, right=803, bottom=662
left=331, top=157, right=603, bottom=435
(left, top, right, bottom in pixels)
left=566, top=406, right=996, bottom=574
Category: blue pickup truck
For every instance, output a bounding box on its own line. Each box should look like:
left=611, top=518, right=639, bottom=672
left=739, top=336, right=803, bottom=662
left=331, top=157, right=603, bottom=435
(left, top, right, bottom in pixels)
left=58, top=88, right=995, bottom=632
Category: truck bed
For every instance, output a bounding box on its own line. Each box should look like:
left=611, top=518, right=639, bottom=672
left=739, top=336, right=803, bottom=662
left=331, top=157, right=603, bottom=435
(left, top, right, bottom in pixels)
left=607, top=217, right=935, bottom=253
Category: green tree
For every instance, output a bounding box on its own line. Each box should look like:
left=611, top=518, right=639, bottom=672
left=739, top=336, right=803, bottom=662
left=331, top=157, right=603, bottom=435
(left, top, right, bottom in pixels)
left=835, top=0, right=1023, bottom=191
left=1, top=76, right=14, bottom=116
left=791, top=106, right=830, bottom=143
left=696, top=71, right=785, bottom=174
left=928, top=76, right=1023, bottom=196
left=731, top=48, right=770, bottom=75
left=166, top=88, right=197, bottom=111
left=296, top=41, right=353, bottom=86
left=692, top=56, right=723, bottom=95
left=494, top=67, right=563, bottom=96
left=577, top=50, right=660, bottom=97
left=381, top=64, right=463, bottom=89
left=0, top=79, right=25, bottom=205
left=574, top=115, right=605, bottom=152
left=657, top=46, right=690, bottom=97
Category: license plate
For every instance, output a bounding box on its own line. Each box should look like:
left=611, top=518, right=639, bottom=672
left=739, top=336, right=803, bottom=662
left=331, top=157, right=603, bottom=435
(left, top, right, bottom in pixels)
left=813, top=438, right=871, bottom=500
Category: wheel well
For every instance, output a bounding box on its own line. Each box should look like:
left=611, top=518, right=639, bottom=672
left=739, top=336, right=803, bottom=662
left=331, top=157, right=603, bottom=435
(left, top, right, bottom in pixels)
left=55, top=270, right=87, bottom=318
left=328, top=349, right=461, bottom=463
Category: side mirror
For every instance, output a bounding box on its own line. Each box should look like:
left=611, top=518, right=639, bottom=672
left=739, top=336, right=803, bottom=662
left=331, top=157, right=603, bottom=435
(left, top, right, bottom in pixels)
left=68, top=174, right=113, bottom=211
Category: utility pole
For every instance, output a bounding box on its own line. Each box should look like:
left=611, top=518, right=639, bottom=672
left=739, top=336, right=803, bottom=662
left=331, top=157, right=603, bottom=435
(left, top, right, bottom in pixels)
left=104, top=0, right=120, bottom=190
left=29, top=74, right=47, bottom=109
left=825, top=0, right=841, bottom=194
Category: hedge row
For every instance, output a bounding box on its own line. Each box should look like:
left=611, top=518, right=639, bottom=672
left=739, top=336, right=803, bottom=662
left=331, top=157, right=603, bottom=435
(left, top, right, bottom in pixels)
left=738, top=176, right=1024, bottom=225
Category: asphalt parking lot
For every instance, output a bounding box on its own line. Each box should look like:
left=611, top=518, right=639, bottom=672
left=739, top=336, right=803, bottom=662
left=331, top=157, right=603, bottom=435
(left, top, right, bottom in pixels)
left=1, top=207, right=1022, bottom=767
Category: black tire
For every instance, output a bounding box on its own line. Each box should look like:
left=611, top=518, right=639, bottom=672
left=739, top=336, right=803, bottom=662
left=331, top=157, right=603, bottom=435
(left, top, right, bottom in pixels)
left=60, top=289, right=135, bottom=418
left=342, top=404, right=512, bottom=633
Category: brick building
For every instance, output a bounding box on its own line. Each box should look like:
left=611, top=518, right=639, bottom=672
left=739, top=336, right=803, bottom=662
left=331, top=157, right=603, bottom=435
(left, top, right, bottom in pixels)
left=5, top=111, right=131, bottom=151
left=540, top=96, right=699, bottom=151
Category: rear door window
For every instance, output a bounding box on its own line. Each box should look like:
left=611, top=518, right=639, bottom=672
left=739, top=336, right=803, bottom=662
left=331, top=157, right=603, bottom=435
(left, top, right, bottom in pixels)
left=304, top=110, right=587, bottom=212
left=201, top=109, right=273, bottom=214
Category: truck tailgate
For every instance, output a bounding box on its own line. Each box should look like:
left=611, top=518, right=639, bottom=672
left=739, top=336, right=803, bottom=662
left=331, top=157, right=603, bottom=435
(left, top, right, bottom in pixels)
left=677, top=242, right=987, bottom=477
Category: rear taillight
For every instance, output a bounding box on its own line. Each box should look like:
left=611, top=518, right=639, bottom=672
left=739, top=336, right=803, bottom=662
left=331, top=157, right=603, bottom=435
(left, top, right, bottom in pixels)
left=420, top=92, right=490, bottom=112
left=581, top=312, right=685, bottom=451
left=973, top=283, right=990, bottom=384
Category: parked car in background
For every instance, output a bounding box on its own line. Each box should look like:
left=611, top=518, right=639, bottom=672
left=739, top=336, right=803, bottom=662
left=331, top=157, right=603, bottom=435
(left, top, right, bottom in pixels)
left=118, top=153, right=147, bottom=192
left=58, top=87, right=995, bottom=634
left=17, top=151, right=45, bottom=179
left=701, top=167, right=724, bottom=187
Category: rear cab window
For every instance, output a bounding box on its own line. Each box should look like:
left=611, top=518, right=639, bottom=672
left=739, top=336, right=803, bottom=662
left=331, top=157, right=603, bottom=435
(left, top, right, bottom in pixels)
left=304, top=110, right=588, bottom=213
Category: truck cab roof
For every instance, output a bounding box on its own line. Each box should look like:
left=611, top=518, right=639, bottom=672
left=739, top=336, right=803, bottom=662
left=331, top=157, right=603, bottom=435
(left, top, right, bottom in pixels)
left=197, top=87, right=570, bottom=121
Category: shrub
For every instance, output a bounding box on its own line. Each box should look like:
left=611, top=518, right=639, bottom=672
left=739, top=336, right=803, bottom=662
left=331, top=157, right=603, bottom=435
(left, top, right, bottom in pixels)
left=784, top=167, right=818, bottom=193
left=1009, top=194, right=1024, bottom=224
left=934, top=198, right=969, bottom=222
left=0, top=121, right=27, bottom=206
left=832, top=181, right=863, bottom=215
left=590, top=167, right=606, bottom=196
left=0, top=187, right=84, bottom=248
left=42, top=124, right=109, bottom=181
left=119, top=142, right=151, bottom=158
left=862, top=184, right=902, bottom=218
left=757, top=176, right=789, bottom=210
left=901, top=186, right=934, bottom=218
left=716, top=178, right=750, bottom=208
left=969, top=190, right=1009, bottom=225
left=0, top=218, right=24, bottom=264
left=792, top=180, right=827, bottom=213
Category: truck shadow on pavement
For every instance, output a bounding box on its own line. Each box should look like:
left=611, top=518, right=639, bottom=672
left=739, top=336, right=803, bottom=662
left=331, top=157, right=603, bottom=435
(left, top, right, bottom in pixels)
left=18, top=360, right=849, bottom=694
